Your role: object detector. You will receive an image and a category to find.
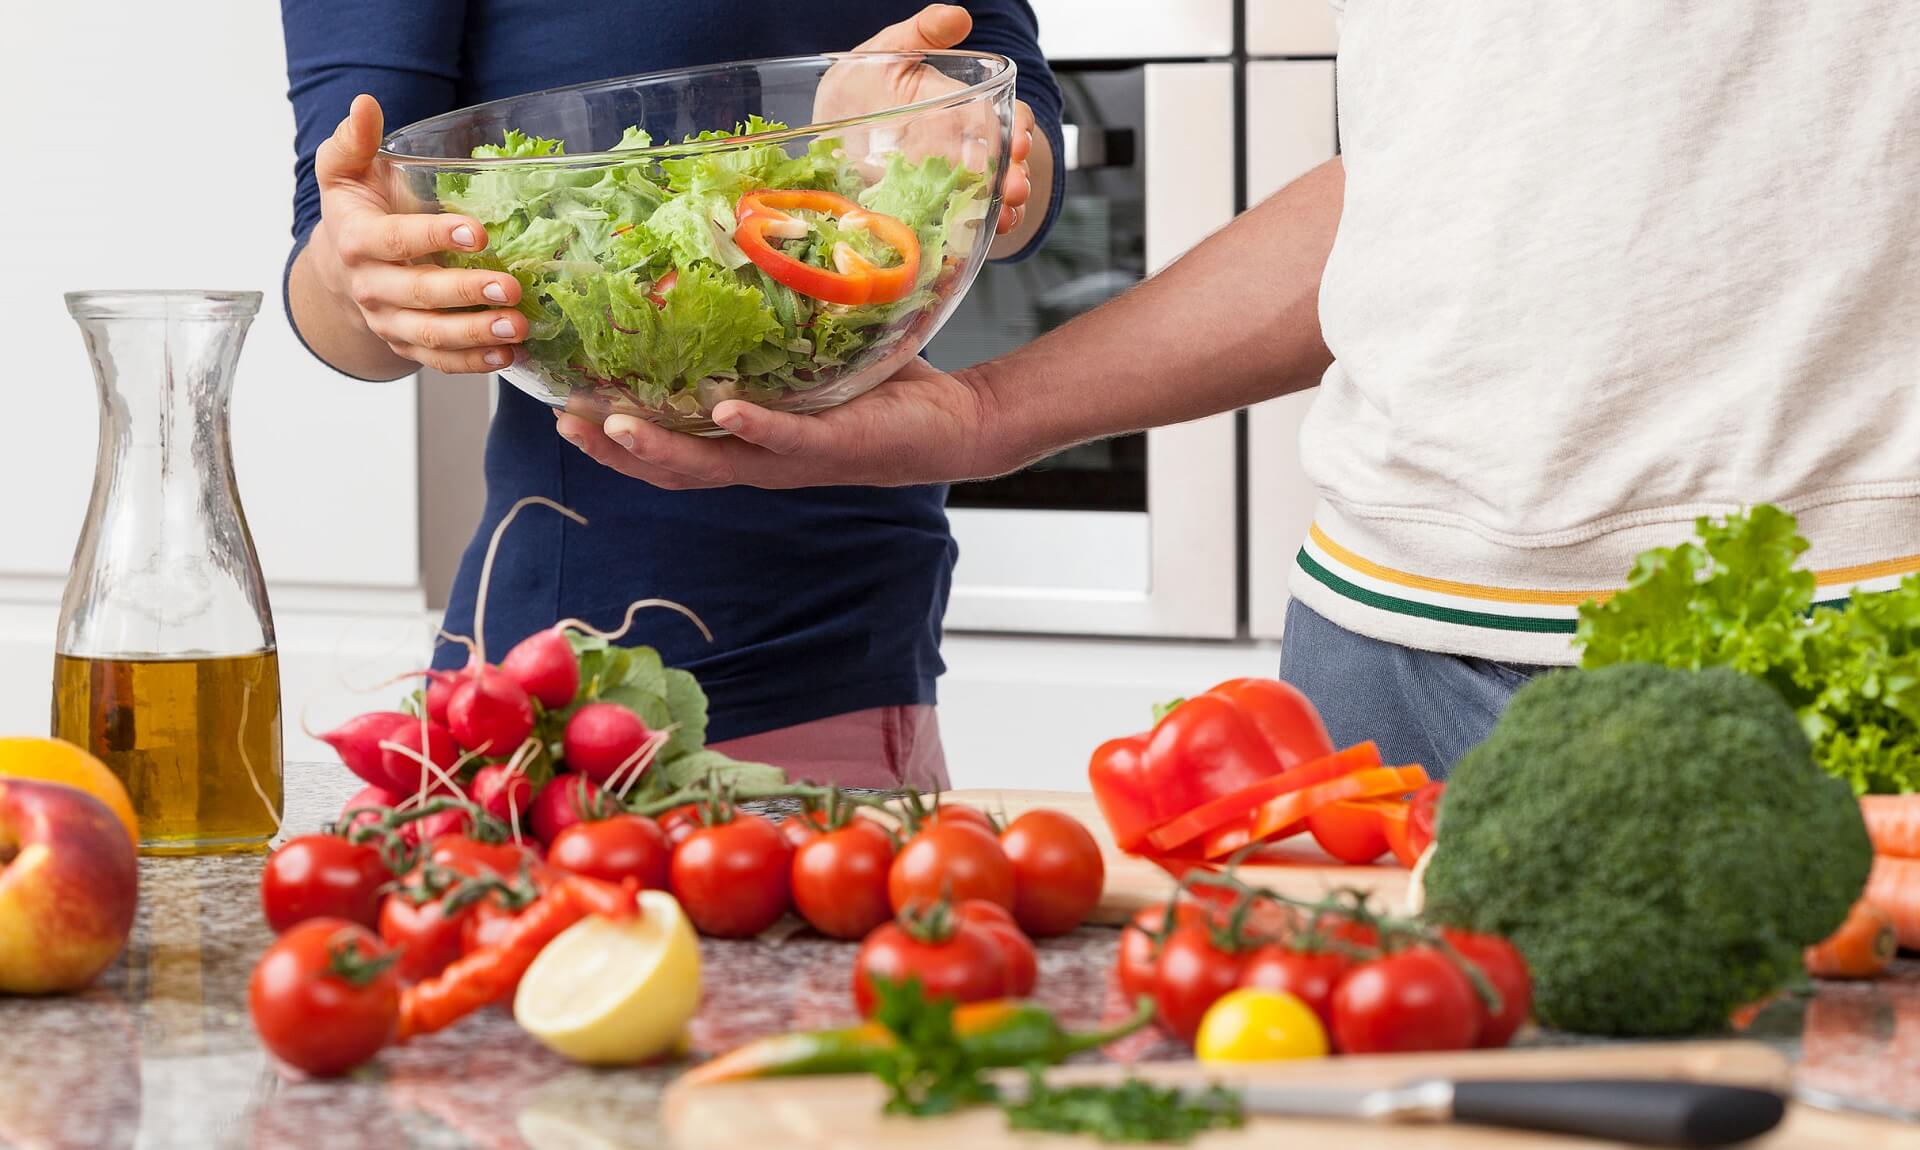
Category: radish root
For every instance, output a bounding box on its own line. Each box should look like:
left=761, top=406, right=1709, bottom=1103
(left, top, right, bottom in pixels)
left=608, top=726, right=676, bottom=800
left=556, top=598, right=714, bottom=645
left=474, top=497, right=590, bottom=664
left=380, top=735, right=475, bottom=808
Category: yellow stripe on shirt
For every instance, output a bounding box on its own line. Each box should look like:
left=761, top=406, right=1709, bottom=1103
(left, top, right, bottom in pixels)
left=1308, top=524, right=1920, bottom=608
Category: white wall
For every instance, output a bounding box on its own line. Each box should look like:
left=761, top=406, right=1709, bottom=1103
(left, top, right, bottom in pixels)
left=2, top=2, right=429, bottom=757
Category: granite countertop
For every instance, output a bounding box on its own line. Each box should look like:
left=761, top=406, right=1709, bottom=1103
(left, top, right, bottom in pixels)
left=2, top=767, right=1916, bottom=1149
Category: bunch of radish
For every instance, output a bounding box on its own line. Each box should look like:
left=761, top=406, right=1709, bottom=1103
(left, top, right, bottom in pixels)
left=312, top=497, right=726, bottom=850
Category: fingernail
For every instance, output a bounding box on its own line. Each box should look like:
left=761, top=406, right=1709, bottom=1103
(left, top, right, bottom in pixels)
left=715, top=408, right=744, bottom=431
left=483, top=282, right=509, bottom=304
left=609, top=429, right=636, bottom=451
left=452, top=225, right=477, bottom=248
left=484, top=349, right=508, bottom=367
left=491, top=318, right=516, bottom=339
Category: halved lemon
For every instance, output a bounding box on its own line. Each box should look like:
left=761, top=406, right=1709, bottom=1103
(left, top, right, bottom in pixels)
left=514, top=889, right=702, bottom=1065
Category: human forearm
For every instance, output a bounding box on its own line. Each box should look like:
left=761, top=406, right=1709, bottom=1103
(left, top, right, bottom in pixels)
left=288, top=225, right=417, bottom=382
left=974, top=156, right=1343, bottom=473
left=557, top=159, right=1343, bottom=493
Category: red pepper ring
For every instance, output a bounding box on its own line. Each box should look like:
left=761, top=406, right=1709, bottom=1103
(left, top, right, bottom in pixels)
left=734, top=190, right=920, bottom=307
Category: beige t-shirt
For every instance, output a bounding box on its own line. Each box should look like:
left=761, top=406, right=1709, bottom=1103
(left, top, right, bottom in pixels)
left=1290, top=1, right=1920, bottom=664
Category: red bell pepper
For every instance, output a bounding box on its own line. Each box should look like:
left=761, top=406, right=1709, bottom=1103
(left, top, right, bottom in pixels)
left=1088, top=678, right=1333, bottom=853
left=1405, top=781, right=1445, bottom=861
left=733, top=190, right=919, bottom=306
left=1201, top=765, right=1430, bottom=859
left=1144, top=741, right=1381, bottom=853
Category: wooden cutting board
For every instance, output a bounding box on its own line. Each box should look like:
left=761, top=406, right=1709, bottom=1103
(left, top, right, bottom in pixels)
left=932, top=789, right=1410, bottom=925
left=664, top=1039, right=1904, bottom=1149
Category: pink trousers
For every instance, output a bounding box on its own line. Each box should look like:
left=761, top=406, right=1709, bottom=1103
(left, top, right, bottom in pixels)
left=707, top=705, right=951, bottom=792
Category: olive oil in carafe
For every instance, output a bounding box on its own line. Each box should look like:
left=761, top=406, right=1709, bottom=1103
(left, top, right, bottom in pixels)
left=52, top=651, right=283, bottom=854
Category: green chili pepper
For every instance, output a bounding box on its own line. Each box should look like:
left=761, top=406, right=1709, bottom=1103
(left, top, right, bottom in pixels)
left=682, top=996, right=1156, bottom=1087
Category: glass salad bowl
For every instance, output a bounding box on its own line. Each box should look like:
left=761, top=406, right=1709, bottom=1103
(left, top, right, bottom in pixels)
left=380, top=52, right=1016, bottom=435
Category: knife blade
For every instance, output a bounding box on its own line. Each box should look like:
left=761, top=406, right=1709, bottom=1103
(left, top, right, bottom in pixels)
left=1004, top=1075, right=1789, bottom=1148
left=1791, top=1084, right=1920, bottom=1124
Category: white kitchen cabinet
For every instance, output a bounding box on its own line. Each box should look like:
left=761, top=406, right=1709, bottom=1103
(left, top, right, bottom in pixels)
left=938, top=635, right=1280, bottom=791
left=1027, top=0, right=1235, bottom=62
left=1, top=2, right=427, bottom=752
left=1245, top=60, right=1338, bottom=640
left=1246, top=0, right=1340, bottom=57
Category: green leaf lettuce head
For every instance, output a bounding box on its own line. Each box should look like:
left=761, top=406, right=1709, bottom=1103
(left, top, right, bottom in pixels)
left=434, top=119, right=988, bottom=410
left=1576, top=504, right=1920, bottom=794
left=1422, top=663, right=1872, bottom=1037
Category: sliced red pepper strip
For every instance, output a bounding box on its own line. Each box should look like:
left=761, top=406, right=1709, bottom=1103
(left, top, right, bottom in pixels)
left=1405, top=781, right=1445, bottom=861
left=1201, top=765, right=1431, bottom=860
left=1336, top=796, right=1415, bottom=867
left=734, top=189, right=919, bottom=306
left=1143, top=741, right=1381, bottom=854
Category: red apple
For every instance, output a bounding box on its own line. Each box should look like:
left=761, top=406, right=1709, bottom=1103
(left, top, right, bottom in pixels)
left=0, top=778, right=139, bottom=993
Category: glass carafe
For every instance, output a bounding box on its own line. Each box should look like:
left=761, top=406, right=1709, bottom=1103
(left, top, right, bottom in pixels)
left=52, top=291, right=283, bottom=855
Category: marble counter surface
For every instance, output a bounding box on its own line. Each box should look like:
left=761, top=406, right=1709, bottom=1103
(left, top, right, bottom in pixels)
left=1, top=766, right=1915, bottom=1149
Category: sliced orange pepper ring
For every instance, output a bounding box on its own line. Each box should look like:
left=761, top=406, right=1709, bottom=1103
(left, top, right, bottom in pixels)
left=733, top=189, right=920, bottom=307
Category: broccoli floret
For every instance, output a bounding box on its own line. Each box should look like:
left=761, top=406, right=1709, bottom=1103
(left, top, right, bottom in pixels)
left=1421, top=663, right=1871, bottom=1037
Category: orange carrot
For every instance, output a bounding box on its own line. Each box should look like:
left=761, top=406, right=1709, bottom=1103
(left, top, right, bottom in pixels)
left=1804, top=900, right=1897, bottom=979
left=1863, top=855, right=1920, bottom=952
left=1860, top=795, right=1920, bottom=859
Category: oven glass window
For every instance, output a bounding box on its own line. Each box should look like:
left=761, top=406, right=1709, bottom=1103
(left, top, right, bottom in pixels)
left=926, top=68, right=1149, bottom=514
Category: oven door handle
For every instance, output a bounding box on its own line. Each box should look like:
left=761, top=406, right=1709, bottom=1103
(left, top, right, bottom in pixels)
left=1059, top=122, right=1136, bottom=172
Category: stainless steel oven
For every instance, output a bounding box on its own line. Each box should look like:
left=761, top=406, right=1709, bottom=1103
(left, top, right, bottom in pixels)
left=931, top=4, right=1241, bottom=637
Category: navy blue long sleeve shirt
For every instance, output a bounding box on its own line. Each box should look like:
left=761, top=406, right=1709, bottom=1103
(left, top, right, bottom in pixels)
left=280, top=1, right=1063, bottom=741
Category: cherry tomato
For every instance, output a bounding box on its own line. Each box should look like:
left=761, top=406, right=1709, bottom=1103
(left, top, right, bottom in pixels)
left=792, top=823, right=896, bottom=940
left=1306, top=911, right=1380, bottom=956
left=922, top=803, right=996, bottom=833
left=1407, top=782, right=1445, bottom=858
left=1116, top=903, right=1209, bottom=1001
left=261, top=834, right=390, bottom=933
left=428, top=834, right=534, bottom=879
left=1306, top=801, right=1391, bottom=865
left=780, top=816, right=823, bottom=850
left=889, top=822, right=1015, bottom=913
left=1439, top=928, right=1532, bottom=1048
left=378, top=887, right=470, bottom=984
left=459, top=898, right=520, bottom=955
left=527, top=773, right=607, bottom=846
left=1194, top=987, right=1329, bottom=1064
left=248, top=918, right=399, bottom=1077
left=852, top=916, right=1008, bottom=1017
left=954, top=899, right=1038, bottom=997
left=670, top=814, right=793, bottom=938
left=1153, top=925, right=1248, bottom=1043
left=1330, top=947, right=1480, bottom=1054
left=548, top=814, right=671, bottom=890
left=657, top=803, right=705, bottom=847
left=1237, top=945, right=1355, bottom=1031
left=999, top=810, right=1104, bottom=937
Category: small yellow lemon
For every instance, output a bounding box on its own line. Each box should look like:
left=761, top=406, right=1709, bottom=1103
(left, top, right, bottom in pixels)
left=514, top=889, right=701, bottom=1065
left=1194, top=988, right=1329, bottom=1064
left=0, top=737, right=138, bottom=847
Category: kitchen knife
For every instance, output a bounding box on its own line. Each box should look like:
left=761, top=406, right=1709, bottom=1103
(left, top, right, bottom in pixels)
left=1004, top=1076, right=1788, bottom=1147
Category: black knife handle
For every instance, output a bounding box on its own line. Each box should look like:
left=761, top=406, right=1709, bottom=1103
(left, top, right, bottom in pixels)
left=1448, top=1079, right=1787, bottom=1148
